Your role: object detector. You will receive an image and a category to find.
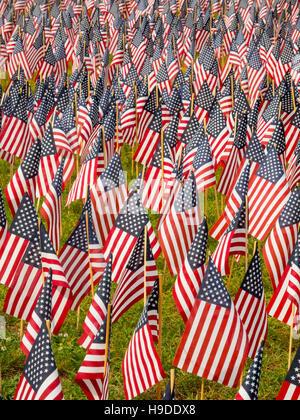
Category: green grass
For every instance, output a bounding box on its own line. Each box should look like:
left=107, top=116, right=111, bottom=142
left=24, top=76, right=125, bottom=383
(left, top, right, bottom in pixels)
left=0, top=144, right=297, bottom=401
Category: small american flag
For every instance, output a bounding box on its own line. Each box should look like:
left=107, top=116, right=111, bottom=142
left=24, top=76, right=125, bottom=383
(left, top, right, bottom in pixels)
left=75, top=313, right=111, bottom=400
left=263, top=186, right=300, bottom=290
left=123, top=280, right=166, bottom=400
left=235, top=341, right=265, bottom=400
left=20, top=269, right=53, bottom=357
left=14, top=320, right=63, bottom=400
left=159, top=171, right=201, bottom=276
left=39, top=222, right=72, bottom=335
left=234, top=247, right=268, bottom=359
left=0, top=193, right=39, bottom=288
left=59, top=202, right=105, bottom=311
left=112, top=229, right=159, bottom=324
left=212, top=198, right=247, bottom=276
left=173, top=218, right=208, bottom=323
left=248, top=144, right=290, bottom=241
left=193, top=135, right=216, bottom=193
left=78, top=254, right=113, bottom=350
left=142, top=136, right=174, bottom=213
left=276, top=346, right=300, bottom=400
left=90, top=152, right=128, bottom=248
left=5, top=138, right=41, bottom=217
left=40, top=157, right=65, bottom=253
left=36, top=123, right=60, bottom=198
left=173, top=258, right=249, bottom=389
left=103, top=191, right=160, bottom=283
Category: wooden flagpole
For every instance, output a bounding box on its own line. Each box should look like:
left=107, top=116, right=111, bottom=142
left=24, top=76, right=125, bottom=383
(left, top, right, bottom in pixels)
left=170, top=369, right=175, bottom=395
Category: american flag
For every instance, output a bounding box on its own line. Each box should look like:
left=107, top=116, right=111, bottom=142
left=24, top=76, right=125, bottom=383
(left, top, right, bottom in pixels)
left=276, top=346, right=300, bottom=400
left=20, top=269, right=53, bottom=357
left=248, top=144, right=290, bottom=242
left=75, top=312, right=111, bottom=400
left=103, top=190, right=160, bottom=284
left=0, top=193, right=39, bottom=288
left=212, top=198, right=247, bottom=276
left=3, top=223, right=43, bottom=322
left=30, top=94, right=52, bottom=142
left=159, top=171, right=201, bottom=276
left=39, top=222, right=72, bottom=336
left=173, top=218, right=208, bottom=323
left=122, top=280, right=166, bottom=400
left=40, top=157, right=65, bottom=253
left=142, top=135, right=174, bottom=213
left=112, top=229, right=159, bottom=324
left=5, top=138, right=41, bottom=217
left=59, top=202, right=105, bottom=311
left=206, top=101, right=230, bottom=165
left=134, top=104, right=163, bottom=166
left=263, top=186, right=300, bottom=290
left=7, top=37, right=32, bottom=81
left=62, top=104, right=80, bottom=154
left=0, top=89, right=31, bottom=160
left=234, top=247, right=268, bottom=359
left=78, top=254, right=112, bottom=350
left=173, top=258, right=249, bottom=389
left=36, top=122, right=60, bottom=198
left=247, top=44, right=266, bottom=106
left=287, top=235, right=300, bottom=321
left=90, top=152, right=128, bottom=248
left=66, top=133, right=101, bottom=205
left=235, top=341, right=265, bottom=400
left=162, top=378, right=175, bottom=400
left=14, top=320, right=64, bottom=400
left=193, top=135, right=216, bottom=193
left=267, top=233, right=300, bottom=328
left=38, top=43, right=57, bottom=80
left=0, top=187, right=7, bottom=248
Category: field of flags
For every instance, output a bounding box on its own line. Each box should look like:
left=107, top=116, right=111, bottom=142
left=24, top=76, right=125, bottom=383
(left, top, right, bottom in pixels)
left=0, top=0, right=300, bottom=401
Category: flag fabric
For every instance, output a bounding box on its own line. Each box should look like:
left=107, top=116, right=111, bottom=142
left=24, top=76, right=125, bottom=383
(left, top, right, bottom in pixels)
left=212, top=198, right=247, bottom=276
left=20, top=269, right=53, bottom=357
left=173, top=218, right=208, bottom=323
left=0, top=193, right=39, bottom=289
left=103, top=191, right=160, bottom=284
left=36, top=122, right=60, bottom=198
left=263, top=186, right=300, bottom=290
left=75, top=315, right=111, bottom=401
left=112, top=229, right=159, bottom=324
left=0, top=187, right=7, bottom=248
left=90, top=152, right=128, bottom=248
left=234, top=247, right=268, bottom=359
left=276, top=346, right=300, bottom=400
left=14, top=320, right=64, bottom=400
left=40, top=157, right=65, bottom=253
left=173, top=258, right=249, bottom=389
left=248, top=144, right=290, bottom=241
left=159, top=171, right=201, bottom=276
left=267, top=233, right=300, bottom=328
left=78, top=254, right=113, bottom=350
left=192, top=135, right=216, bottom=193
left=235, top=341, right=265, bottom=400
left=5, top=138, right=41, bottom=217
left=59, top=203, right=105, bottom=311
left=122, top=280, right=166, bottom=400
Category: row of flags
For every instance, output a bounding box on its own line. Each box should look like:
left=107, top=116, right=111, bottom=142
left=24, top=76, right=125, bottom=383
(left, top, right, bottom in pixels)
left=0, top=0, right=299, bottom=401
